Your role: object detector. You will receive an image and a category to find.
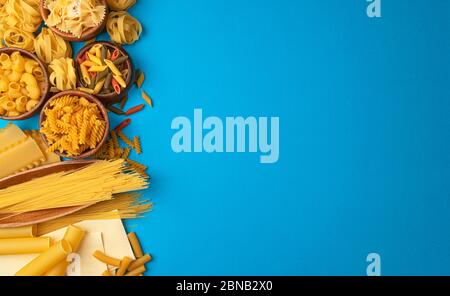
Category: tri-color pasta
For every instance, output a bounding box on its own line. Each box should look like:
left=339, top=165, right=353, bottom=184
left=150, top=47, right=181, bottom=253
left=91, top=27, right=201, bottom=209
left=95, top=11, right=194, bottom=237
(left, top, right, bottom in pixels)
left=40, top=95, right=107, bottom=156
left=77, top=43, right=130, bottom=95
left=0, top=51, right=45, bottom=117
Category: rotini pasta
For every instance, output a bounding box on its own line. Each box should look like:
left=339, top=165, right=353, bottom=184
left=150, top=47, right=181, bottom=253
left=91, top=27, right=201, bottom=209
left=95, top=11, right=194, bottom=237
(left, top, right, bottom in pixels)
left=106, top=0, right=136, bottom=11
left=34, top=28, right=72, bottom=64
left=48, top=58, right=77, bottom=91
left=40, top=95, right=107, bottom=156
left=106, top=11, right=142, bottom=45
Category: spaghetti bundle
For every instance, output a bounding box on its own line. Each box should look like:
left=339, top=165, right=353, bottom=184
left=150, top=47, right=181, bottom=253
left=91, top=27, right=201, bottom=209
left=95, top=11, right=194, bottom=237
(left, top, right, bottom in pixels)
left=0, top=159, right=148, bottom=214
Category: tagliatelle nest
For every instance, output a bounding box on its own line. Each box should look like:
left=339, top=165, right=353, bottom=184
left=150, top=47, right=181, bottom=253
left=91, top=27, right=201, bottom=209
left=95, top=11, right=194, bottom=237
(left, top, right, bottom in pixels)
left=44, top=0, right=106, bottom=38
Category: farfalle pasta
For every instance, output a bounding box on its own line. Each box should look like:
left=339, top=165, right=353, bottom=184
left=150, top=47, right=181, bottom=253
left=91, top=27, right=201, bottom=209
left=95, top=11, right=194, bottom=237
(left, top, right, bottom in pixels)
left=41, top=95, right=107, bottom=156
left=34, top=28, right=72, bottom=64
left=106, top=0, right=136, bottom=11
left=48, top=57, right=77, bottom=91
left=0, top=51, right=45, bottom=117
left=106, top=11, right=142, bottom=45
left=44, top=0, right=107, bottom=38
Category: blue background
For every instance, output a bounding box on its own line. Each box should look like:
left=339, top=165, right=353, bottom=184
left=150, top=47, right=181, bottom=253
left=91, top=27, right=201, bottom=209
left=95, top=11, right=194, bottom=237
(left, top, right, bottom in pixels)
left=1, top=0, right=449, bottom=275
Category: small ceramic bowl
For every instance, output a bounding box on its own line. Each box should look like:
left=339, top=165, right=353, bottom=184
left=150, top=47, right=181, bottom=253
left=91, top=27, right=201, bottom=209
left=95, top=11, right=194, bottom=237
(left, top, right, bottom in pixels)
left=74, top=41, right=134, bottom=105
left=40, top=0, right=109, bottom=42
left=39, top=90, right=110, bottom=159
left=0, top=47, right=50, bottom=121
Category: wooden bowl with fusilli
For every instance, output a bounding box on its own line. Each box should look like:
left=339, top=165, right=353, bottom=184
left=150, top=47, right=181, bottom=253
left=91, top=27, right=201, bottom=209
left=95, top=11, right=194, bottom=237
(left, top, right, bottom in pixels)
left=39, top=90, right=110, bottom=159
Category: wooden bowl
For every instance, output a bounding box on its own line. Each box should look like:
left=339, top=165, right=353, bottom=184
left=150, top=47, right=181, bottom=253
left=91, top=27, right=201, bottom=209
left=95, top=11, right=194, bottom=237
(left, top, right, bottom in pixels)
left=40, top=0, right=109, bottom=42
left=75, top=41, right=134, bottom=105
left=0, top=160, right=97, bottom=228
left=39, top=90, right=110, bottom=159
left=0, top=47, right=50, bottom=121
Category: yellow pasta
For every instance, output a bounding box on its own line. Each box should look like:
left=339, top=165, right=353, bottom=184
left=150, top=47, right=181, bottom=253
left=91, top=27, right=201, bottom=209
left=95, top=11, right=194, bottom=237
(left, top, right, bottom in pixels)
left=107, top=0, right=136, bottom=11
left=44, top=0, right=107, bottom=38
left=41, top=95, right=106, bottom=156
left=133, top=136, right=142, bottom=154
left=128, top=254, right=152, bottom=272
left=127, top=232, right=143, bottom=258
left=0, top=237, right=50, bottom=255
left=44, top=225, right=85, bottom=276
left=125, top=265, right=145, bottom=276
left=93, top=250, right=122, bottom=267
left=49, top=58, right=77, bottom=91
left=0, top=137, right=46, bottom=179
left=0, top=159, right=149, bottom=214
left=117, top=256, right=133, bottom=276
left=34, top=28, right=72, bottom=64
left=0, top=51, right=45, bottom=117
left=2, top=28, right=35, bottom=51
left=63, top=225, right=85, bottom=252
left=0, top=225, right=37, bottom=239
left=15, top=240, right=72, bottom=276
left=117, top=130, right=134, bottom=147
left=141, top=90, right=153, bottom=107
left=37, top=193, right=152, bottom=236
left=0, top=0, right=41, bottom=49
left=106, top=11, right=142, bottom=45
left=136, top=71, right=145, bottom=88
left=43, top=261, right=67, bottom=276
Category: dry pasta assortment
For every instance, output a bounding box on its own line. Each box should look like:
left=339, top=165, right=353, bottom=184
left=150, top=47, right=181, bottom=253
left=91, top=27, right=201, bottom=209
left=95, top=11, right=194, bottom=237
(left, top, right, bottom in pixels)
left=0, top=0, right=157, bottom=276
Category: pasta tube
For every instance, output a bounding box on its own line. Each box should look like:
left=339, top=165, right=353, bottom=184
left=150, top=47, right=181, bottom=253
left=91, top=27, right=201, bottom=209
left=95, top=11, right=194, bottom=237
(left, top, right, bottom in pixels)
left=127, top=232, right=143, bottom=258
left=16, top=240, right=72, bottom=276
left=0, top=225, right=37, bottom=239
left=63, top=225, right=85, bottom=252
left=44, top=225, right=85, bottom=276
left=128, top=254, right=152, bottom=271
left=93, top=250, right=121, bottom=267
left=125, top=266, right=146, bottom=276
left=0, top=237, right=50, bottom=255
left=117, top=256, right=133, bottom=276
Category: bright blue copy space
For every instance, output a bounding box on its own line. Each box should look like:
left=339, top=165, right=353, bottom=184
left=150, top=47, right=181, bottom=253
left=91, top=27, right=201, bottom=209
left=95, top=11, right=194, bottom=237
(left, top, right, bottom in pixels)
left=1, top=0, right=449, bottom=275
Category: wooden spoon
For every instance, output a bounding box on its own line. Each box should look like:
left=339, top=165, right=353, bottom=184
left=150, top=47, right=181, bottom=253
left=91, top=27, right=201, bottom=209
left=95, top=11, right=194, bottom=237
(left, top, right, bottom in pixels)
left=0, top=160, right=97, bottom=228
